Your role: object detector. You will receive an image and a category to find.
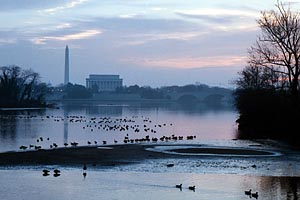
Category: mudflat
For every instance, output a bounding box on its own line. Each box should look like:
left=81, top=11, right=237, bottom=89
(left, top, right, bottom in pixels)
left=0, top=144, right=276, bottom=166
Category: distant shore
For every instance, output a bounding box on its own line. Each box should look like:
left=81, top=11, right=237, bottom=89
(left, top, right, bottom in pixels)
left=0, top=144, right=278, bottom=167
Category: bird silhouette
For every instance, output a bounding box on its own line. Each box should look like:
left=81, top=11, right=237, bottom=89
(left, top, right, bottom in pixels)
left=251, top=192, right=258, bottom=199
left=83, top=172, right=87, bottom=179
left=176, top=184, right=182, bottom=190
left=188, top=186, right=195, bottom=191
left=245, top=189, right=252, bottom=195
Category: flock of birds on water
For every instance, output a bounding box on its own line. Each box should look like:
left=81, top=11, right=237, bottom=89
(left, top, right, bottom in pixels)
left=2, top=114, right=263, bottom=198
left=14, top=115, right=197, bottom=151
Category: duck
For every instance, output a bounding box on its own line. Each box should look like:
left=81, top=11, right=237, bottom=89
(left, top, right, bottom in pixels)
left=245, top=189, right=252, bottom=195
left=166, top=163, right=174, bottom=167
left=42, top=169, right=50, bottom=176
left=19, top=145, right=27, bottom=150
left=188, top=186, right=195, bottom=191
left=175, top=184, right=182, bottom=189
left=251, top=192, right=258, bottom=199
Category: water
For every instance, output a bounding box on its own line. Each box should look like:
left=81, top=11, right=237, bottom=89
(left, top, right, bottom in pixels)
left=0, top=102, right=237, bottom=152
left=1, top=102, right=300, bottom=200
left=0, top=170, right=299, bottom=200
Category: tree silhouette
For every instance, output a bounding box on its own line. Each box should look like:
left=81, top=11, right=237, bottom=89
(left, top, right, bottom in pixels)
left=235, top=1, right=300, bottom=144
left=0, top=65, right=46, bottom=107
left=245, top=1, right=300, bottom=98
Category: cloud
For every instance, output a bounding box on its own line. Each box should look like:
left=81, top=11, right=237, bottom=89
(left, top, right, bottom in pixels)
left=122, top=31, right=206, bottom=46
left=39, top=0, right=88, bottom=14
left=176, top=8, right=259, bottom=18
left=0, top=0, right=67, bottom=11
left=30, top=29, right=102, bottom=44
left=121, top=55, right=247, bottom=69
left=175, top=8, right=259, bottom=32
left=56, top=23, right=72, bottom=29
left=0, top=38, right=17, bottom=45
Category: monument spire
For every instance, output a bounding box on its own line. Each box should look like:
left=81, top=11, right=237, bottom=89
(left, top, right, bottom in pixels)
left=64, top=45, right=69, bottom=85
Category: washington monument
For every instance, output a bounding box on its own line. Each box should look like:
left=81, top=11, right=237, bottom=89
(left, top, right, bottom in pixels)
left=64, top=45, right=69, bottom=85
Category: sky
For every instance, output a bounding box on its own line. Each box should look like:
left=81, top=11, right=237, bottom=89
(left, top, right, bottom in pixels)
left=0, top=0, right=299, bottom=88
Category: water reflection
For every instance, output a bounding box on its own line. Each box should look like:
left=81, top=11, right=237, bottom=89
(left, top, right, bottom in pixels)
left=63, top=108, right=69, bottom=144
left=59, top=101, right=234, bottom=116
left=0, top=115, right=17, bottom=142
left=85, top=104, right=123, bottom=116
left=0, top=110, right=46, bottom=149
left=287, top=177, right=300, bottom=200
left=0, top=102, right=237, bottom=152
left=255, top=176, right=300, bottom=200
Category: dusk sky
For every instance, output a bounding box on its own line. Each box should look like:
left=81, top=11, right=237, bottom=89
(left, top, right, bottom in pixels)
left=1, top=0, right=299, bottom=87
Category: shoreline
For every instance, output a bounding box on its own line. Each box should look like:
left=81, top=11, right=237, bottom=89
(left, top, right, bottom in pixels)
left=0, top=144, right=279, bottom=167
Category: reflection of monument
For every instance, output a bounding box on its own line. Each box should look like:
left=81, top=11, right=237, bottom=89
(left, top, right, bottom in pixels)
left=64, top=45, right=69, bottom=85
left=86, top=74, right=122, bottom=92
left=63, top=108, right=68, bottom=144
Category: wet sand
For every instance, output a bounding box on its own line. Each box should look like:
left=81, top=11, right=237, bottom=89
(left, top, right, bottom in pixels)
left=0, top=144, right=277, bottom=166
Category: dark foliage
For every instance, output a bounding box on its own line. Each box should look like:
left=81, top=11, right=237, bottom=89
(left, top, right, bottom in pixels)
left=65, top=83, right=92, bottom=99
left=234, top=89, right=300, bottom=144
left=0, top=65, right=48, bottom=108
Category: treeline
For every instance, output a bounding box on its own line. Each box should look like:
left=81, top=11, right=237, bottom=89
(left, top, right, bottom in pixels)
left=115, top=84, right=231, bottom=100
left=56, top=83, right=232, bottom=105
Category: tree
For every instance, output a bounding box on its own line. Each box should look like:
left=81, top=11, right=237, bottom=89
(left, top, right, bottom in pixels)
left=235, top=1, right=300, bottom=143
left=0, top=65, right=46, bottom=107
left=65, top=83, right=92, bottom=99
left=246, top=1, right=300, bottom=98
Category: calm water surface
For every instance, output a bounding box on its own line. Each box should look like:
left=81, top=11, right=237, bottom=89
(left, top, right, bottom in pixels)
left=0, top=102, right=237, bottom=152
left=1, top=102, right=300, bottom=200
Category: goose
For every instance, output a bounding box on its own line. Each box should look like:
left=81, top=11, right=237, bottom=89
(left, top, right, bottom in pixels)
left=166, top=163, right=174, bottom=167
left=175, top=184, right=182, bottom=189
left=42, top=169, right=50, bottom=173
left=19, top=145, right=27, bottom=150
left=251, top=192, right=258, bottom=199
left=53, top=169, right=61, bottom=174
left=245, top=189, right=252, bottom=195
left=188, top=186, right=196, bottom=191
left=83, top=172, right=87, bottom=179
left=42, top=172, right=50, bottom=177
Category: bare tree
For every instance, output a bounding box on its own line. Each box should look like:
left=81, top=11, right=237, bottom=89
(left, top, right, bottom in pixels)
left=248, top=1, right=300, bottom=98
left=0, top=65, right=45, bottom=107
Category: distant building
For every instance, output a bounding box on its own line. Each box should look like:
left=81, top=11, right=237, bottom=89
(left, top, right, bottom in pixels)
left=86, top=74, right=123, bottom=92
